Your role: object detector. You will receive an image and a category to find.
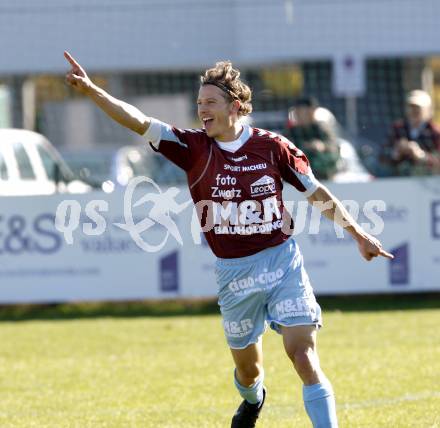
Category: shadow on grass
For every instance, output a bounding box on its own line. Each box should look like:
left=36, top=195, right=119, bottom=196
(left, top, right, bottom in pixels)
left=0, top=293, right=439, bottom=322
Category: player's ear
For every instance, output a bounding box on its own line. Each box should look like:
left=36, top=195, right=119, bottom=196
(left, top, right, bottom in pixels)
left=231, top=99, right=241, bottom=115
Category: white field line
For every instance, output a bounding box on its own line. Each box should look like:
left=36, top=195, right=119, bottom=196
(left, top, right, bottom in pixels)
left=339, top=391, right=440, bottom=410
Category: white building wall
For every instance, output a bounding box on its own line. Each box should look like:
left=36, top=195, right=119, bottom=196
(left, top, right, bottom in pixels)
left=0, top=0, right=438, bottom=75
left=236, top=0, right=440, bottom=64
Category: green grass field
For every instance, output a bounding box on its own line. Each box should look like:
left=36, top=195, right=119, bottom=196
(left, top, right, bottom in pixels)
left=0, top=296, right=439, bottom=427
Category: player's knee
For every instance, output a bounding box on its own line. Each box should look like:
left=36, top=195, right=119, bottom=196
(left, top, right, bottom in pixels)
left=292, top=347, right=319, bottom=378
left=236, top=362, right=263, bottom=386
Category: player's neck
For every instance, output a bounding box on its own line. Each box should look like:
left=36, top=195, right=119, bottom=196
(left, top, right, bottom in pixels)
left=216, top=122, right=243, bottom=143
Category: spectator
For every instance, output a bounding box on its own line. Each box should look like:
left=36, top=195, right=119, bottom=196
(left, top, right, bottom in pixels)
left=286, top=97, right=340, bottom=180
left=383, top=90, right=440, bottom=176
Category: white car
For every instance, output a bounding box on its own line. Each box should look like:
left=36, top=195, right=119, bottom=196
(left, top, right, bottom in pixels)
left=0, top=129, right=91, bottom=196
left=62, top=145, right=186, bottom=189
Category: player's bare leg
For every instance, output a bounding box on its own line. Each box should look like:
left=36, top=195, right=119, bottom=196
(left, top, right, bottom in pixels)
left=281, top=325, right=338, bottom=427
left=231, top=339, right=263, bottom=387
left=229, top=339, right=266, bottom=427
left=281, top=325, right=324, bottom=384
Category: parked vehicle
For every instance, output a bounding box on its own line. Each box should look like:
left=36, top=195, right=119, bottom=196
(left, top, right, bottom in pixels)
left=63, top=145, right=185, bottom=189
left=0, top=129, right=91, bottom=196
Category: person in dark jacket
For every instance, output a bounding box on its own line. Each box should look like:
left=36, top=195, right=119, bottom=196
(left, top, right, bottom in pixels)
left=286, top=97, right=340, bottom=180
left=384, top=90, right=440, bottom=176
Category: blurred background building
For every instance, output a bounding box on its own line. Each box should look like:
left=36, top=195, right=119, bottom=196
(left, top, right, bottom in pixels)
left=0, top=0, right=439, bottom=184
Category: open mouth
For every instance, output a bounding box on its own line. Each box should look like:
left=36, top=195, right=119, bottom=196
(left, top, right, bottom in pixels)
left=202, top=118, right=214, bottom=130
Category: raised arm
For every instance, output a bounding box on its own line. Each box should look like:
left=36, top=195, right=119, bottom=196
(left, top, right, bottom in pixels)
left=64, top=51, right=149, bottom=135
left=307, top=183, right=394, bottom=261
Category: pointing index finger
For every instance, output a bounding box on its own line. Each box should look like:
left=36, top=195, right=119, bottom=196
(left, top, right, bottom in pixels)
left=379, top=249, right=394, bottom=259
left=64, top=51, right=81, bottom=69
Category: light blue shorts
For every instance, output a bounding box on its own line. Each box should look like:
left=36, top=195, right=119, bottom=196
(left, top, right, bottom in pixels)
left=215, top=238, right=322, bottom=349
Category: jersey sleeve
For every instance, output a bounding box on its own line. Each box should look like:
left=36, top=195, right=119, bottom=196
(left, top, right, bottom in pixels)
left=143, top=118, right=201, bottom=171
left=276, top=134, right=320, bottom=196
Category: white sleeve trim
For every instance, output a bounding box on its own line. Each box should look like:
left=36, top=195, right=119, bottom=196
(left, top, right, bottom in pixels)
left=302, top=178, right=320, bottom=197
left=287, top=164, right=320, bottom=197
left=143, top=117, right=162, bottom=149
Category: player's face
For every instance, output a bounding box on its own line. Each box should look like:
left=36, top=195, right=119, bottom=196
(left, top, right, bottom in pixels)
left=197, top=85, right=237, bottom=140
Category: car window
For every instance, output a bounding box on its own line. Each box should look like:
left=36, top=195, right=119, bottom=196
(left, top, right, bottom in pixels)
left=12, top=142, right=36, bottom=179
left=0, top=150, right=8, bottom=180
left=36, top=144, right=58, bottom=180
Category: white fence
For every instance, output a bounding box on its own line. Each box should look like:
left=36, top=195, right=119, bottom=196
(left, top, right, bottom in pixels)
left=0, top=177, right=439, bottom=303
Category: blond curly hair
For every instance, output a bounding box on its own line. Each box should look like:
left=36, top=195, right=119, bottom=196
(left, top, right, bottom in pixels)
left=200, top=61, right=252, bottom=117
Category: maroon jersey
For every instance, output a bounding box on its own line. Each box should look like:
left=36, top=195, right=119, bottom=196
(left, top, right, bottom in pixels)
left=145, top=119, right=319, bottom=258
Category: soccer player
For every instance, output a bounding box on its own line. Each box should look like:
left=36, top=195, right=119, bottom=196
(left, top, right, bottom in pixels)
left=64, top=52, right=393, bottom=428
